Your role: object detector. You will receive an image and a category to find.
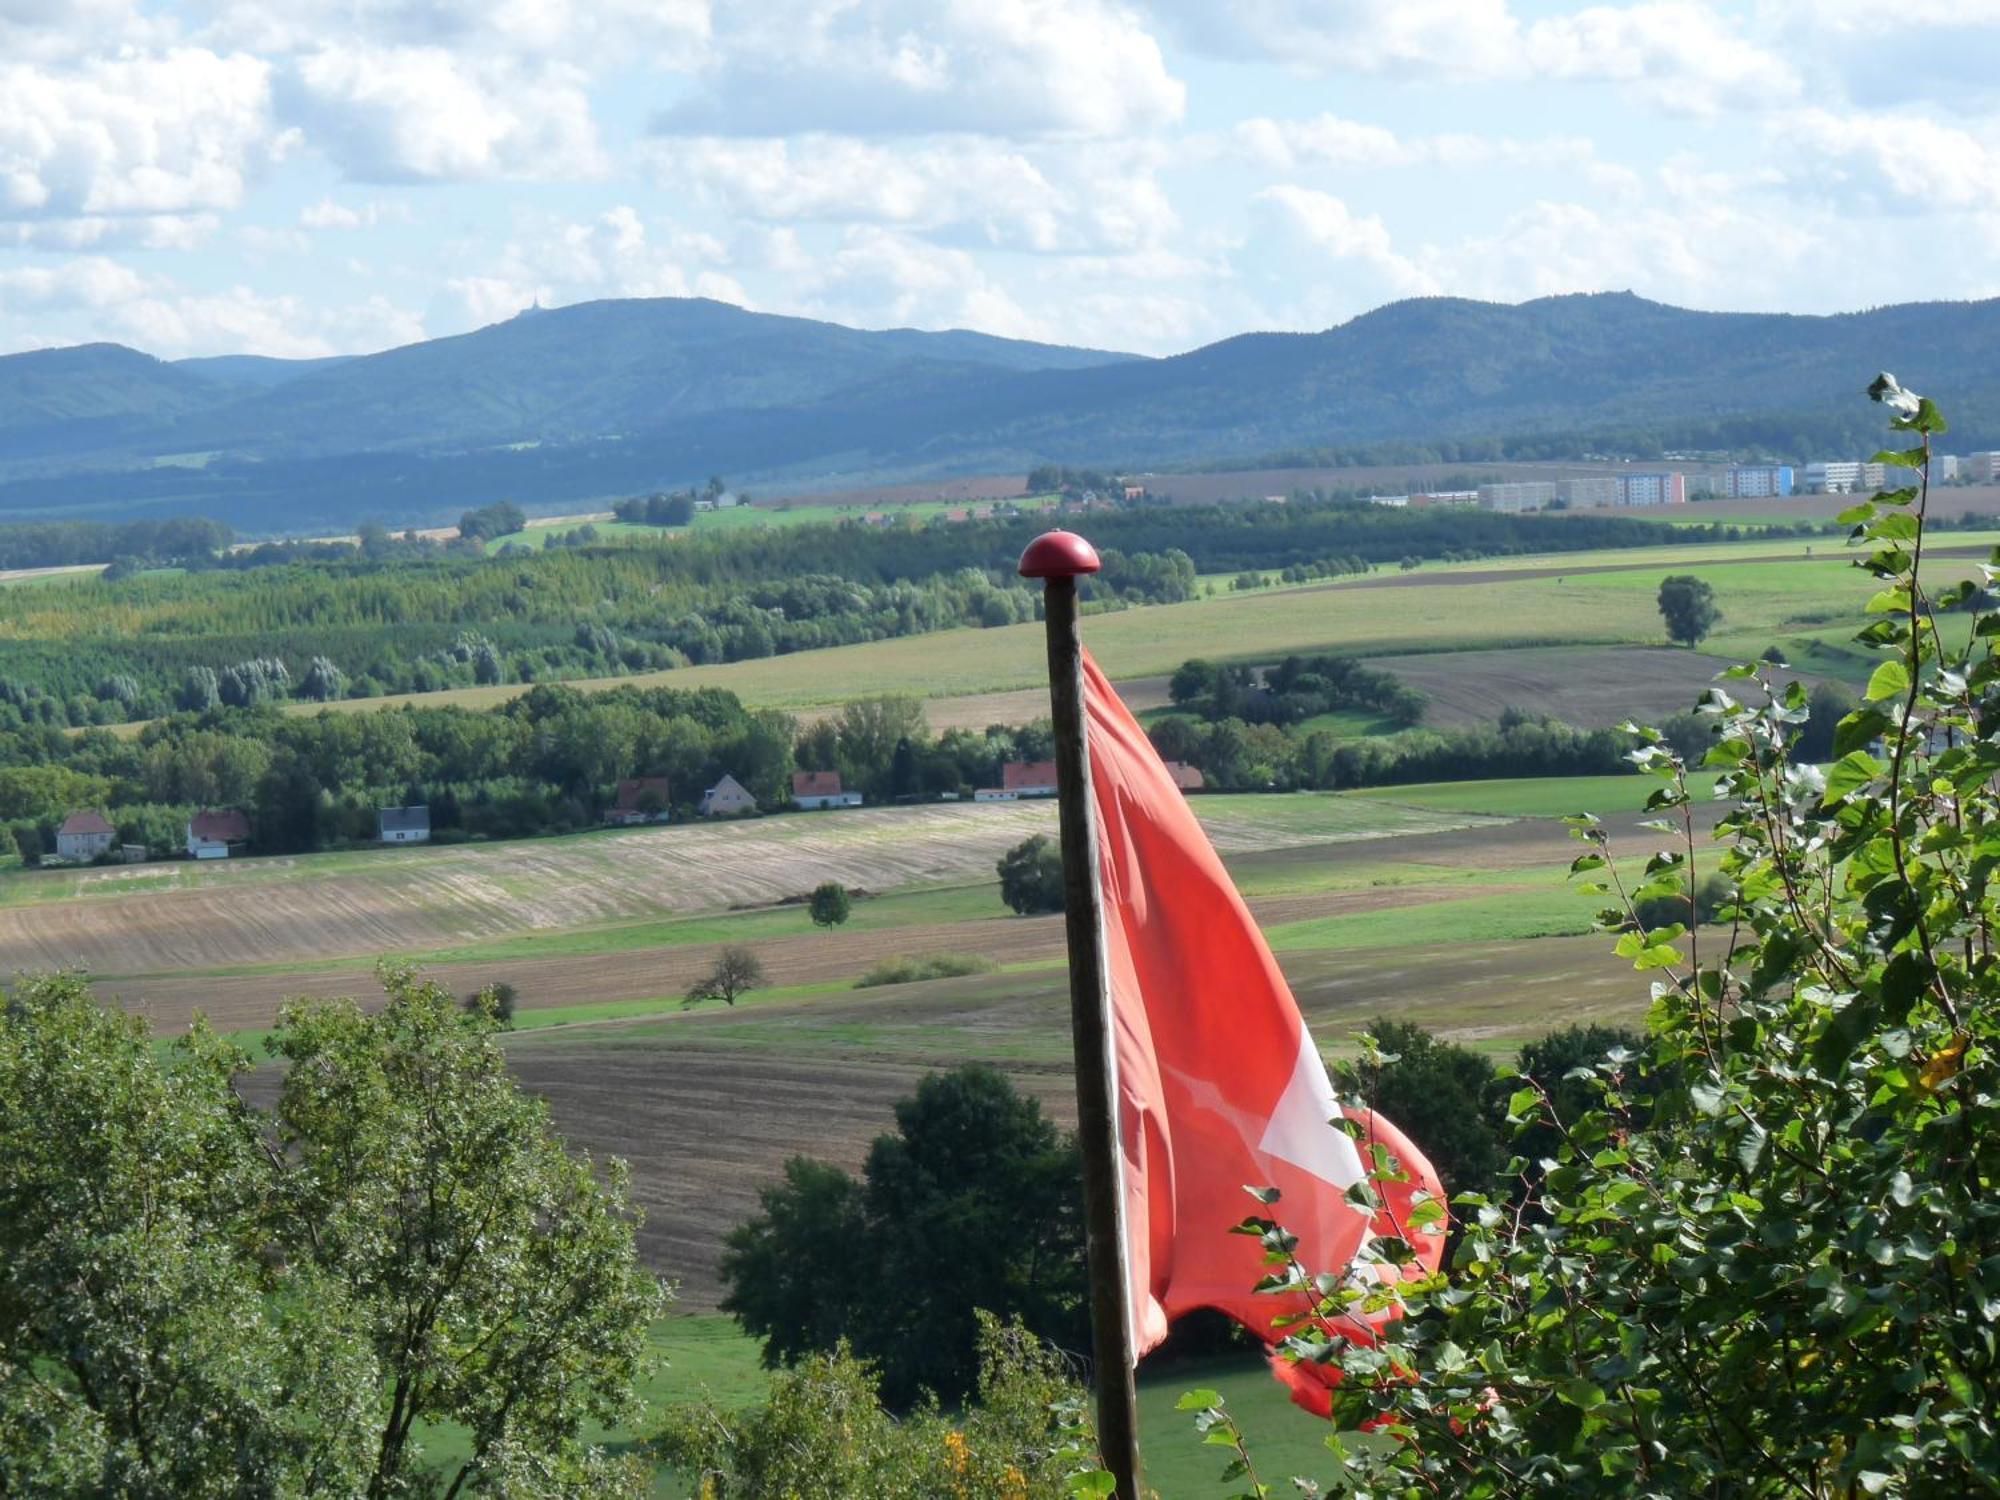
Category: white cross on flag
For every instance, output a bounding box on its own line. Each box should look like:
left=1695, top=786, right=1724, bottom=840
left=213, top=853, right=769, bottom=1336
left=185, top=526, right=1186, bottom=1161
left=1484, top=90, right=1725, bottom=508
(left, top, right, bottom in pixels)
left=1081, top=651, right=1446, bottom=1413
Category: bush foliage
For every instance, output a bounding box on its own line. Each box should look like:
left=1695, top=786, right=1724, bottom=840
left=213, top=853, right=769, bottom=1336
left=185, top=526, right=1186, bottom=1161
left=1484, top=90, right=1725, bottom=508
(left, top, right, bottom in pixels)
left=1204, top=380, right=2000, bottom=1496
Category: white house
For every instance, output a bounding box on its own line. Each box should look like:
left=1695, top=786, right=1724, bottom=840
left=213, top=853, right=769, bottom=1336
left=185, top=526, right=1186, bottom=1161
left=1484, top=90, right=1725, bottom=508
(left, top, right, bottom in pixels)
left=377, top=806, right=431, bottom=844
left=791, top=770, right=862, bottom=810
left=698, top=774, right=758, bottom=817
left=187, top=808, right=250, bottom=860
left=55, top=810, right=116, bottom=862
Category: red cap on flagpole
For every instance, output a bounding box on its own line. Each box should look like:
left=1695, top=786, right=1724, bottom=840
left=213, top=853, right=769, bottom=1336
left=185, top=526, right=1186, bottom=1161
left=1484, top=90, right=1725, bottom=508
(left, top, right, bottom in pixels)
left=1019, top=529, right=1101, bottom=579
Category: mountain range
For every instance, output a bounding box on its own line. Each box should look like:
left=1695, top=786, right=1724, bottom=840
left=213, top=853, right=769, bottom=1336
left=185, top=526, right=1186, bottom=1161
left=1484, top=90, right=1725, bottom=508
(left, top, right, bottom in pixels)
left=1, top=292, right=1994, bottom=533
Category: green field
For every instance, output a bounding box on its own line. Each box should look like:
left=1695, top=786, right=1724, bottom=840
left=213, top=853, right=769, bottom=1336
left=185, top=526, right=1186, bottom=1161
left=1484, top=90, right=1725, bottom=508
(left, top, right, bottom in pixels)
left=1348, top=772, right=1722, bottom=819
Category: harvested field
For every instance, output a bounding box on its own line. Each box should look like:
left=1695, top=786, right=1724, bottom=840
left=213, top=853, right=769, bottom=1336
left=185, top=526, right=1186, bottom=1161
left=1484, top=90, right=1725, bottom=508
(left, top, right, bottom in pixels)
left=2, top=796, right=1497, bottom=1010
left=796, top=674, right=1173, bottom=731
left=101, top=882, right=1493, bottom=1036
left=466, top=929, right=1652, bottom=1307
left=1371, top=644, right=1821, bottom=729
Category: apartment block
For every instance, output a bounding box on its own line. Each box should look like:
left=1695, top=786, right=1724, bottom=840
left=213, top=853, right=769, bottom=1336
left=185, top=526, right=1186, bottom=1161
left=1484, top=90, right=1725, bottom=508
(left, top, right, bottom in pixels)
left=1968, top=452, right=2000, bottom=483
left=1477, top=480, right=1557, bottom=513
left=1805, top=460, right=1864, bottom=493
left=1617, top=472, right=1687, bottom=506
left=1555, top=476, right=1621, bottom=509
left=1722, top=464, right=1794, bottom=498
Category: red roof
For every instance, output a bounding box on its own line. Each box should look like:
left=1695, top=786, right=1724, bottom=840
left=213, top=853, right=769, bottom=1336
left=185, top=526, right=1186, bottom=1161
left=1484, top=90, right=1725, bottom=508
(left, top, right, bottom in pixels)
left=1163, top=760, right=1205, bottom=790
left=1002, top=760, right=1058, bottom=791
left=792, top=770, right=843, bottom=797
left=189, top=809, right=249, bottom=843
left=614, top=776, right=671, bottom=810
left=59, top=809, right=115, bottom=836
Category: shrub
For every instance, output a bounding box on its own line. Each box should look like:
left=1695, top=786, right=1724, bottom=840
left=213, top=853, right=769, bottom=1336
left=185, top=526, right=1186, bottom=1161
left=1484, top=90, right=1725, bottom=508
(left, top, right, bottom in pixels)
left=808, top=881, right=851, bottom=929
left=720, top=1064, right=1086, bottom=1408
left=854, top=953, right=999, bottom=988
left=997, top=834, right=1065, bottom=915
left=655, top=1317, right=1096, bottom=1499
left=1226, top=379, right=2000, bottom=1495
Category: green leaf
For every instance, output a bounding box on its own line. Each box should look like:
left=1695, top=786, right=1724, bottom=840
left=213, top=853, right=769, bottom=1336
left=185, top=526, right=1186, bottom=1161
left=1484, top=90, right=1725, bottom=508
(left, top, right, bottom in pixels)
left=1067, top=1472, right=1117, bottom=1498
left=1561, top=1379, right=1608, bottom=1410
left=1865, top=659, right=1911, bottom=703
left=1824, top=749, right=1886, bottom=802
left=1870, top=448, right=1925, bottom=469
left=1176, top=1388, right=1223, bottom=1411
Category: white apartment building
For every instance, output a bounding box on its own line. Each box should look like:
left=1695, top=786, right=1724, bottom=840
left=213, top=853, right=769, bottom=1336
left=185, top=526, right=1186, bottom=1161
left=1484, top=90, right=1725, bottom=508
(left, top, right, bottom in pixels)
left=1805, top=460, right=1864, bottom=493
left=1556, top=477, right=1621, bottom=509
left=1477, top=480, right=1557, bottom=512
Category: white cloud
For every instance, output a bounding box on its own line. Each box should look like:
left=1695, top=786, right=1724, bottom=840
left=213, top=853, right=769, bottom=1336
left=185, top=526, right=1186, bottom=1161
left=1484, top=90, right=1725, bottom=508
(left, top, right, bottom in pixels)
left=1232, top=114, right=1610, bottom=176
left=649, top=134, right=1176, bottom=253
left=1774, top=108, right=2000, bottom=212
left=1253, top=186, right=1439, bottom=298
left=787, top=226, right=1046, bottom=337
left=1153, top=0, right=1796, bottom=114
left=1527, top=4, right=1799, bottom=115
left=657, top=0, right=1184, bottom=139
left=299, top=196, right=406, bottom=229
left=1147, top=0, right=1521, bottom=75
left=0, top=49, right=278, bottom=223
left=0, top=214, right=217, bottom=250
left=280, top=45, right=602, bottom=182
left=198, top=0, right=710, bottom=69
left=441, top=207, right=747, bottom=329
left=0, top=250, right=426, bottom=355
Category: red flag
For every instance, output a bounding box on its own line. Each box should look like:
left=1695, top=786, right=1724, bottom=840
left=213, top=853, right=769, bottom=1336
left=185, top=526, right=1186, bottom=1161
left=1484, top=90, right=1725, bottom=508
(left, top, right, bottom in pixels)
left=1081, top=651, right=1446, bottom=1412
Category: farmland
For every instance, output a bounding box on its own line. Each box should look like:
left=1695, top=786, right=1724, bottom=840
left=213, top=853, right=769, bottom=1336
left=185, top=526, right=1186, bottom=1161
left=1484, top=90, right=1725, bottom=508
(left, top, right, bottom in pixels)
left=241, top=529, right=1989, bottom=733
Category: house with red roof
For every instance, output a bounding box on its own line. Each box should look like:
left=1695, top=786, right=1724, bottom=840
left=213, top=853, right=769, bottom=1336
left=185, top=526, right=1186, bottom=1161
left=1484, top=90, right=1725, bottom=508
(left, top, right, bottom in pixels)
left=791, top=770, right=862, bottom=810
left=604, top=776, right=672, bottom=826
left=187, top=808, right=250, bottom=860
left=975, top=760, right=1059, bottom=801
left=56, top=809, right=116, bottom=862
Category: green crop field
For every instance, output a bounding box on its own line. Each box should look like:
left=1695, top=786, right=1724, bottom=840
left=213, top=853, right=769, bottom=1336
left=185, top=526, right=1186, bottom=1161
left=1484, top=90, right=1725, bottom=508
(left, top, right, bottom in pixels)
left=1347, top=772, right=1723, bottom=819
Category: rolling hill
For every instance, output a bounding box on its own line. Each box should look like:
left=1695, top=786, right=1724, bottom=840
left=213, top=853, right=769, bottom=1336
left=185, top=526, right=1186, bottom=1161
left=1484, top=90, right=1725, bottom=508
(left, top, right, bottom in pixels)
left=1, top=291, right=1994, bottom=532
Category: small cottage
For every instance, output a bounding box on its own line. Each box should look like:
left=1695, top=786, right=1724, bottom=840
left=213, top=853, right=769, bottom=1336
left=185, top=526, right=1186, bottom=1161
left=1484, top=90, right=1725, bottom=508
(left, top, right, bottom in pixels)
left=187, top=808, right=250, bottom=860
left=698, top=774, right=757, bottom=817
left=377, top=806, right=431, bottom=844
left=1163, top=761, right=1206, bottom=792
left=55, top=810, right=117, bottom=862
left=605, top=777, right=672, bottom=826
left=791, top=770, right=862, bottom=810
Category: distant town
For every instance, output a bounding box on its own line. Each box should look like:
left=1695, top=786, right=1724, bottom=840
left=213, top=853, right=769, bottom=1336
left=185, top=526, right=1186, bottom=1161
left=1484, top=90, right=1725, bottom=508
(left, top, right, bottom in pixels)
left=1362, top=451, right=2000, bottom=513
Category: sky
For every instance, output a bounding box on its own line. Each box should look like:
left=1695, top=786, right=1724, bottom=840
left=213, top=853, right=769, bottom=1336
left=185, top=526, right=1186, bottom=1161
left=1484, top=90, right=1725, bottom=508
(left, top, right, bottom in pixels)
left=2, top=0, right=1998, bottom=361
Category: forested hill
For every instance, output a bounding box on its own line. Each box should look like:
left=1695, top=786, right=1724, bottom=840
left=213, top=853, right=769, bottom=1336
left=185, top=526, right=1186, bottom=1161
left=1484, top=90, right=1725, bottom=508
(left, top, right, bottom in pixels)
left=3, top=292, right=1997, bottom=531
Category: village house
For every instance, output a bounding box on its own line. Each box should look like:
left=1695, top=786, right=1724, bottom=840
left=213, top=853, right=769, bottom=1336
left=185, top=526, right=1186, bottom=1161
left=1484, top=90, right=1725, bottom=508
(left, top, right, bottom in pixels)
left=698, top=774, right=757, bottom=817
left=604, top=776, right=672, bottom=826
left=791, top=770, right=862, bottom=810
left=377, top=806, right=431, bottom=844
left=186, top=808, right=250, bottom=860
left=1163, top=761, right=1205, bottom=792
left=55, top=809, right=116, bottom=862
left=975, top=760, right=1059, bottom=801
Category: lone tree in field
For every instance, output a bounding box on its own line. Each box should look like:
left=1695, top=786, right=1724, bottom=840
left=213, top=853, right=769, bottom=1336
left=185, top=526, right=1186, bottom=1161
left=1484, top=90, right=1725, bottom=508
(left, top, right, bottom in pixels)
left=1657, top=573, right=1719, bottom=646
left=686, top=945, right=765, bottom=1008
left=808, top=881, right=851, bottom=929
left=997, top=833, right=1066, bottom=915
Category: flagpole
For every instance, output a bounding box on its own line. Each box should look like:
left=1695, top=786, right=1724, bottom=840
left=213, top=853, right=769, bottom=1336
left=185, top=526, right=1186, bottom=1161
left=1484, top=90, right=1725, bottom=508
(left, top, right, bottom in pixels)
left=1020, top=529, right=1142, bottom=1500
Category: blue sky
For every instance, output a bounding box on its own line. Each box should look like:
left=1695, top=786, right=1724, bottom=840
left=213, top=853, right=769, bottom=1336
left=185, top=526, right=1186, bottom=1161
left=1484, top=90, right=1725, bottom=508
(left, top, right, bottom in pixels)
left=3, top=0, right=1997, bottom=359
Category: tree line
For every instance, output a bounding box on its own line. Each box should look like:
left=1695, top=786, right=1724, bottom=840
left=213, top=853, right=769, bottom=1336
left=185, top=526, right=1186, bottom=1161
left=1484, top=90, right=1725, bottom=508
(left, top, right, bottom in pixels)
left=0, top=688, right=1058, bottom=863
